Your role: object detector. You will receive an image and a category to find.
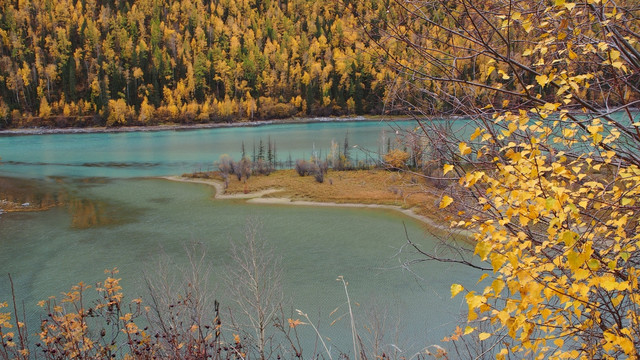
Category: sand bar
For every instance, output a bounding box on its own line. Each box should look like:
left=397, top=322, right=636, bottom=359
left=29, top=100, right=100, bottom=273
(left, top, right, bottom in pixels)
left=162, top=175, right=471, bottom=238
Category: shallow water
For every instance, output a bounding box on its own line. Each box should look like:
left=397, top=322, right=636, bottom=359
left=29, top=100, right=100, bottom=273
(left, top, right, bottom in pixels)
left=0, top=121, right=479, bottom=354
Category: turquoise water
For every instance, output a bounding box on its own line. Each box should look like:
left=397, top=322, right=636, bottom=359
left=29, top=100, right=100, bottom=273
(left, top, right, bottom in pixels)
left=0, top=121, right=479, bottom=355
left=0, top=121, right=416, bottom=178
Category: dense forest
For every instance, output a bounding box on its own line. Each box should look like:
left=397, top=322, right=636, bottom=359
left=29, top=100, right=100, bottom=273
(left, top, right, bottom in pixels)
left=0, top=0, right=402, bottom=127
left=2, top=0, right=637, bottom=129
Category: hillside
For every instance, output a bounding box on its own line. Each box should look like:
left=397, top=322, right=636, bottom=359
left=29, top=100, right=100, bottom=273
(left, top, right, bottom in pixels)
left=0, top=0, right=397, bottom=128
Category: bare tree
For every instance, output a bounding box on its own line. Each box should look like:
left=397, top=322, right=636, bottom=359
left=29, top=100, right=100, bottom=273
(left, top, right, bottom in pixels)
left=143, top=242, right=220, bottom=359
left=225, top=218, right=284, bottom=360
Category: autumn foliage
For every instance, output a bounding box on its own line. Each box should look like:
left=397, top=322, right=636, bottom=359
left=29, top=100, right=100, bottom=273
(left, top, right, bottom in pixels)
left=383, top=0, right=640, bottom=357
left=0, top=0, right=395, bottom=127
left=383, top=149, right=409, bottom=169
left=0, top=269, right=242, bottom=359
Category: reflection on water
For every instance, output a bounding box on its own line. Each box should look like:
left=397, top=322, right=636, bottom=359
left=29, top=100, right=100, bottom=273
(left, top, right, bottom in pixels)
left=0, top=177, right=480, bottom=352
left=67, top=198, right=140, bottom=229
left=0, top=177, right=65, bottom=212
left=0, top=176, right=141, bottom=228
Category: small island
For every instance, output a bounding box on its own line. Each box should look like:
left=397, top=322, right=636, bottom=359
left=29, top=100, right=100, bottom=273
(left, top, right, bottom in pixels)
left=166, top=167, right=460, bottom=235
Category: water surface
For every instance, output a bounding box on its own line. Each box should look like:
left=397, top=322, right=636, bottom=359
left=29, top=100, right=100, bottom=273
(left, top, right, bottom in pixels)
left=0, top=121, right=479, bottom=354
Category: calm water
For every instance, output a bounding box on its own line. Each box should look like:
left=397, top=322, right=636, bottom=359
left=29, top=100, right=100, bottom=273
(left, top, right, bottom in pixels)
left=0, top=121, right=420, bottom=178
left=0, top=121, right=479, bottom=354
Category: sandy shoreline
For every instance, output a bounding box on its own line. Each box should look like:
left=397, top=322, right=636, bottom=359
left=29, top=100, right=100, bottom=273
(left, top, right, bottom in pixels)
left=0, top=116, right=400, bottom=136
left=162, top=175, right=469, bottom=238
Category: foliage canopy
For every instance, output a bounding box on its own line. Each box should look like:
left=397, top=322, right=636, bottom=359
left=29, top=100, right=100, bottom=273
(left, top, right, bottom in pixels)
left=378, top=0, right=640, bottom=358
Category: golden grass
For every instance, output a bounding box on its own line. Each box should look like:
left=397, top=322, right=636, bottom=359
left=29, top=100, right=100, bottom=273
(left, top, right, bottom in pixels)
left=203, top=169, right=448, bottom=222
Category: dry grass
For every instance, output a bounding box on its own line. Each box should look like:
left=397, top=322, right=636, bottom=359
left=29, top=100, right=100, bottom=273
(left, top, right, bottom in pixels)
left=203, top=169, right=448, bottom=222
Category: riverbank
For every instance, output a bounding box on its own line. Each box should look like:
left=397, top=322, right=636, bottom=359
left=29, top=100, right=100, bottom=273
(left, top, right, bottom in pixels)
left=0, top=115, right=413, bottom=136
left=163, top=170, right=469, bottom=238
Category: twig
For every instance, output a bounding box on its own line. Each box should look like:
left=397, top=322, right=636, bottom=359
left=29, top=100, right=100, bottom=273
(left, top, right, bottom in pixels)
left=8, top=273, right=27, bottom=359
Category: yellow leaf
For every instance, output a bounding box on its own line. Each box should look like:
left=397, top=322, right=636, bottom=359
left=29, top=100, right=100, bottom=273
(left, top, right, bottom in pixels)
left=478, top=332, right=491, bottom=341
left=459, top=142, right=472, bottom=156
left=618, top=336, right=635, bottom=355
left=560, top=230, right=577, bottom=246
left=477, top=273, right=489, bottom=283
left=574, top=268, right=589, bottom=281
left=443, top=164, right=454, bottom=175
left=491, top=279, right=505, bottom=294
left=463, top=326, right=475, bottom=335
left=470, top=127, right=483, bottom=140
left=545, top=197, right=559, bottom=211
left=475, top=241, right=492, bottom=260
left=565, top=2, right=576, bottom=10
left=440, top=195, right=454, bottom=209
left=491, top=253, right=506, bottom=272
left=599, top=275, right=618, bottom=291
left=451, top=284, right=464, bottom=298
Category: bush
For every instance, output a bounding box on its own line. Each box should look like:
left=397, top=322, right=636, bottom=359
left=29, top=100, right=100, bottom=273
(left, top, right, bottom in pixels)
left=295, top=160, right=320, bottom=177
left=216, top=154, right=235, bottom=176
left=253, top=159, right=273, bottom=175
left=383, top=149, right=410, bottom=169
left=314, top=170, right=324, bottom=183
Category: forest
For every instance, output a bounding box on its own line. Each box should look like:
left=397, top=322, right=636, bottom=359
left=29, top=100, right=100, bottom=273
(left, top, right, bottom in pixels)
left=0, top=0, right=399, bottom=128
left=2, top=0, right=636, bottom=129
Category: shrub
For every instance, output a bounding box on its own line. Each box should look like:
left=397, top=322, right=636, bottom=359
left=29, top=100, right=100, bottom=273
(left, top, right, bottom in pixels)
left=314, top=170, right=324, bottom=183
left=295, top=160, right=321, bottom=177
left=383, top=149, right=410, bottom=169
left=216, top=154, right=235, bottom=176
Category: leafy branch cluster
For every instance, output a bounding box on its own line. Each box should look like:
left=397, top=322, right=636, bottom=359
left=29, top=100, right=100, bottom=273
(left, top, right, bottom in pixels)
left=380, top=0, right=640, bottom=358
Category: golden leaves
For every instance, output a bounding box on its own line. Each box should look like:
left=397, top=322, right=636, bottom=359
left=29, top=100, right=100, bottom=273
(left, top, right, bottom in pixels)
left=535, top=74, right=549, bottom=87
left=459, top=142, right=472, bottom=156
left=443, top=164, right=454, bottom=175
left=439, top=195, right=453, bottom=209
left=450, top=103, right=640, bottom=358
left=475, top=241, right=493, bottom=261
left=451, top=284, right=464, bottom=298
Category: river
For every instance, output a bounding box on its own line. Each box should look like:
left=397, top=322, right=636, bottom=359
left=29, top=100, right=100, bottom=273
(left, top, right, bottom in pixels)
left=0, top=120, right=479, bottom=356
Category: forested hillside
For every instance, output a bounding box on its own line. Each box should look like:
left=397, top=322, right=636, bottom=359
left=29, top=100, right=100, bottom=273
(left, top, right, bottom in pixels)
left=0, top=0, right=399, bottom=127
left=3, top=0, right=636, bottom=129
